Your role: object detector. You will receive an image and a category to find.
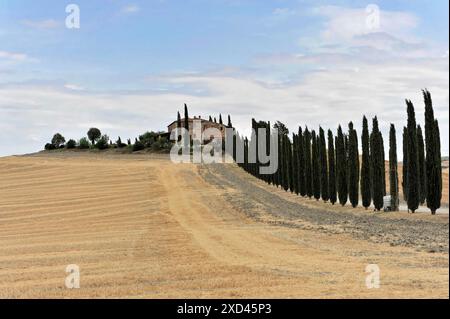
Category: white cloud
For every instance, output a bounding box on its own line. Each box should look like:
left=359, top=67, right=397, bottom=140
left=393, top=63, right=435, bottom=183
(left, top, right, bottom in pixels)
left=21, top=19, right=60, bottom=29
left=0, top=50, right=29, bottom=62
left=64, top=83, right=85, bottom=91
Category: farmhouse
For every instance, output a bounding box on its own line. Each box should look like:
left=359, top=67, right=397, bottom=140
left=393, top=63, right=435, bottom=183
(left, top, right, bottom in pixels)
left=167, top=116, right=230, bottom=142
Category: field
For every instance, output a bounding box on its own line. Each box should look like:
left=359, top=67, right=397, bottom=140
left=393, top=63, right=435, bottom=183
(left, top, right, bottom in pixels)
left=0, top=153, right=448, bottom=298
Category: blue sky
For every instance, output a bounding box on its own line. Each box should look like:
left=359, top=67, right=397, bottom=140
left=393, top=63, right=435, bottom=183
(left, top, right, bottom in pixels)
left=0, top=0, right=448, bottom=156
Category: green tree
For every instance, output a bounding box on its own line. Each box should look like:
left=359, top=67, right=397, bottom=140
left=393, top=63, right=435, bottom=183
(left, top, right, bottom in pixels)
left=66, top=139, right=76, bottom=149
left=274, top=121, right=289, bottom=136
left=361, top=116, right=371, bottom=209
left=327, top=130, right=337, bottom=205
left=298, top=127, right=306, bottom=197
left=219, top=114, right=223, bottom=125
left=423, top=90, right=442, bottom=214
left=227, top=115, right=232, bottom=128
left=303, top=128, right=312, bottom=198
left=389, top=124, right=399, bottom=211
left=51, top=133, right=66, bottom=148
left=87, top=128, right=101, bottom=146
left=417, top=125, right=426, bottom=204
left=311, top=131, right=321, bottom=200
left=319, top=127, right=329, bottom=202
left=406, top=100, right=420, bottom=213
left=347, top=122, right=359, bottom=208
left=96, top=135, right=109, bottom=150
left=336, top=125, right=348, bottom=206
left=370, top=117, right=384, bottom=211
left=402, top=127, right=408, bottom=202
left=78, top=137, right=90, bottom=149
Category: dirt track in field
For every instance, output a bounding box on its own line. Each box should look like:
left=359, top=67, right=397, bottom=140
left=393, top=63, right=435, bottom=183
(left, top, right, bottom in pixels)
left=0, top=153, right=448, bottom=298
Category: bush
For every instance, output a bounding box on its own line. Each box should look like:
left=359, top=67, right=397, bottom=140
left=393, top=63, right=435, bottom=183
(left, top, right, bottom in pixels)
left=116, top=137, right=126, bottom=148
left=133, top=138, right=145, bottom=152
left=78, top=137, right=90, bottom=149
left=152, top=137, right=172, bottom=151
left=95, top=135, right=109, bottom=150
left=45, top=143, right=56, bottom=150
left=66, top=139, right=77, bottom=149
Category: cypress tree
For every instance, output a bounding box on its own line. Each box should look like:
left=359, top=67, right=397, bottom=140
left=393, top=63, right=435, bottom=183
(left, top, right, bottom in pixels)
left=361, top=116, right=371, bottom=209
left=417, top=125, right=426, bottom=205
left=406, top=100, right=420, bottom=213
left=209, top=115, right=213, bottom=122
left=283, top=135, right=290, bottom=191
left=336, top=126, right=348, bottom=206
left=177, top=111, right=182, bottom=142
left=402, top=127, right=408, bottom=202
left=304, top=128, right=313, bottom=198
left=389, top=124, right=399, bottom=211
left=370, top=117, right=384, bottom=211
left=312, top=131, right=321, bottom=200
left=227, top=115, right=232, bottom=128
left=219, top=114, right=223, bottom=125
left=184, top=104, right=190, bottom=148
left=347, top=122, right=359, bottom=208
left=327, top=130, right=337, bottom=205
left=298, top=127, right=306, bottom=197
left=292, top=134, right=299, bottom=195
left=288, top=136, right=294, bottom=192
left=319, top=127, right=329, bottom=202
left=424, top=90, right=442, bottom=214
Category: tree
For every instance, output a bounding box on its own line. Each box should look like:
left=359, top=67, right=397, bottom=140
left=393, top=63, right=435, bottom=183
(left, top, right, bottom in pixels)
left=87, top=128, right=101, bottom=146
left=51, top=133, right=66, bottom=148
left=370, top=117, right=384, bottom=211
left=361, top=116, right=371, bottom=209
left=116, top=136, right=126, bottom=148
left=417, top=125, right=426, bottom=204
left=389, top=124, right=399, bottom=211
left=292, top=133, right=299, bottom=195
left=298, top=127, right=306, bottom=197
left=66, top=139, right=76, bottom=149
left=227, top=115, right=232, bottom=128
left=219, top=114, right=223, bottom=125
left=45, top=143, right=56, bottom=150
left=303, top=128, right=313, bottom=198
left=347, top=122, right=359, bottom=208
left=274, top=121, right=289, bottom=136
left=402, top=127, right=408, bottom=202
left=96, top=135, right=109, bottom=150
left=209, top=115, right=213, bottom=122
left=336, top=125, right=347, bottom=206
left=327, top=130, right=337, bottom=205
left=319, top=127, right=329, bottom=202
left=406, top=100, right=420, bottom=213
left=311, top=131, right=321, bottom=200
left=78, top=137, right=90, bottom=149
left=133, top=137, right=145, bottom=152
left=424, top=90, right=442, bottom=214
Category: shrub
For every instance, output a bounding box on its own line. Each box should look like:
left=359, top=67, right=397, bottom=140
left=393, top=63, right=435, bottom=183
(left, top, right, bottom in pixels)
left=78, top=137, right=90, bottom=149
left=133, top=138, right=145, bottom=152
left=45, top=143, right=56, bottom=150
left=116, top=137, right=126, bottom=148
left=95, top=135, right=109, bottom=150
left=66, top=139, right=77, bottom=149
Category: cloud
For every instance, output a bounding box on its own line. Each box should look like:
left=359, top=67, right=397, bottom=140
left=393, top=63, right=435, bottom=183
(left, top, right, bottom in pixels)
left=64, top=84, right=85, bottom=91
left=21, top=19, right=60, bottom=29
left=0, top=50, right=29, bottom=62
left=121, top=4, right=140, bottom=14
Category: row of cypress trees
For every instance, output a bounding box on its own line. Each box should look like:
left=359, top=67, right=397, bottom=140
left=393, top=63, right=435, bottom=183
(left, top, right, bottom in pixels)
left=236, top=90, right=442, bottom=214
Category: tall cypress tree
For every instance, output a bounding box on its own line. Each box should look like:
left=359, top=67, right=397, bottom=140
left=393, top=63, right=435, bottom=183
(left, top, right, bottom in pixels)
left=292, top=134, right=299, bottom=195
left=389, top=124, right=399, bottom=211
left=371, top=117, right=384, bottom=211
left=283, top=135, right=290, bottom=192
left=219, top=114, right=223, bottom=125
left=304, top=128, right=313, bottom=198
left=184, top=104, right=190, bottom=148
left=406, top=100, right=420, bottom=213
left=336, top=125, right=348, bottom=206
left=347, top=122, right=359, bottom=208
left=319, top=127, right=329, bottom=202
left=298, top=127, right=306, bottom=197
left=312, top=131, right=321, bottom=200
left=327, top=130, right=337, bottom=205
left=402, top=127, right=408, bottom=202
left=227, top=115, right=232, bottom=128
left=361, top=116, right=371, bottom=209
left=177, top=111, right=182, bottom=142
left=417, top=125, right=426, bottom=205
left=288, top=136, right=294, bottom=193
left=423, top=90, right=442, bottom=214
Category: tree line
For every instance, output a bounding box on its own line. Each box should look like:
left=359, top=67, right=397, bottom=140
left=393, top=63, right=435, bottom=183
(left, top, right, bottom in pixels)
left=235, top=90, right=442, bottom=215
left=45, top=127, right=172, bottom=152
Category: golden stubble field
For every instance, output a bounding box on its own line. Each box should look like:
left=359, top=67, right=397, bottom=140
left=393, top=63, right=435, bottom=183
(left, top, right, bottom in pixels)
left=0, top=153, right=448, bottom=298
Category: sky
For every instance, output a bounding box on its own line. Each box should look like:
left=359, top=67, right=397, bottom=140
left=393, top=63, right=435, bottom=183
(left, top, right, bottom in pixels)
left=0, top=0, right=448, bottom=157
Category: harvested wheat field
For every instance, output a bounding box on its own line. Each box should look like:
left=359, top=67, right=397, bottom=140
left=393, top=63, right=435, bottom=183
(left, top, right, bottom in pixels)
left=0, top=152, right=448, bottom=298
